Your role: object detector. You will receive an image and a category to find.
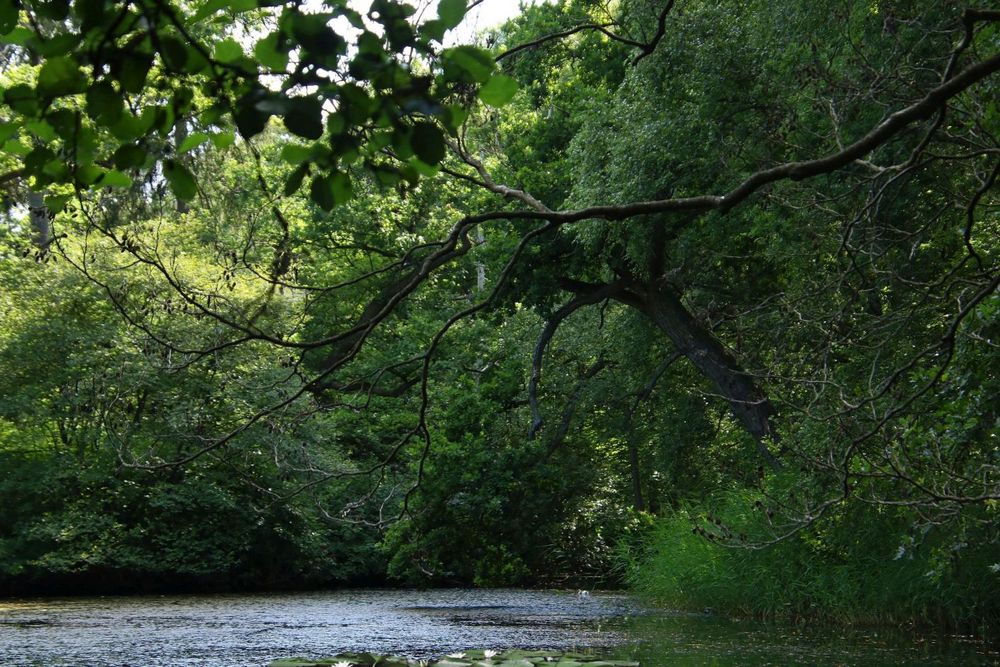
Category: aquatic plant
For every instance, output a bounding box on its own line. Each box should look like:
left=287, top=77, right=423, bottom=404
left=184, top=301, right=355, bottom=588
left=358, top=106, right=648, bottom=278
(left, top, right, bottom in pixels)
left=269, top=650, right=640, bottom=667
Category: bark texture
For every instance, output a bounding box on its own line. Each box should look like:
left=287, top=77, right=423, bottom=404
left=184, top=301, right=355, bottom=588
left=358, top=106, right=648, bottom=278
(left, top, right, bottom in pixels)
left=635, top=279, right=782, bottom=469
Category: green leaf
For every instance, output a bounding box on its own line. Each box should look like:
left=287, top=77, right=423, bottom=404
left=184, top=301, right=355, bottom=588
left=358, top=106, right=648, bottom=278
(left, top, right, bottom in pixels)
left=309, top=171, right=352, bottom=210
left=44, top=108, right=74, bottom=135
left=479, top=74, right=519, bottom=107
left=254, top=32, right=288, bottom=71
left=37, top=0, right=69, bottom=20
left=419, top=19, right=446, bottom=43
left=115, top=53, right=153, bottom=94
left=329, top=171, right=352, bottom=203
left=74, top=0, right=108, bottom=31
left=284, top=163, right=309, bottom=196
left=214, top=38, right=243, bottom=63
left=2, top=27, right=32, bottom=45
left=437, top=0, right=466, bottom=30
left=234, top=90, right=272, bottom=138
left=25, top=119, right=55, bottom=141
left=44, top=194, right=71, bottom=213
left=158, top=35, right=189, bottom=71
left=372, top=164, right=401, bottom=187
left=98, top=169, right=132, bottom=188
left=192, top=0, right=255, bottom=20
left=192, top=0, right=227, bottom=20
left=442, top=105, right=469, bottom=135
left=408, top=157, right=438, bottom=178
left=177, top=132, right=210, bottom=154
left=410, top=122, right=445, bottom=165
left=356, top=31, right=383, bottom=56
left=86, top=81, right=123, bottom=123
left=40, top=158, right=69, bottom=180
left=37, top=56, right=87, bottom=97
left=289, top=11, right=345, bottom=61
left=209, top=131, right=235, bottom=149
left=73, top=125, right=99, bottom=164
left=281, top=144, right=312, bottom=164
left=310, top=174, right=334, bottom=211
left=164, top=159, right=198, bottom=201
left=443, top=45, right=495, bottom=83
left=113, top=144, right=147, bottom=169
left=108, top=112, right=146, bottom=142
left=24, top=146, right=55, bottom=173
left=0, top=0, right=18, bottom=34
left=33, top=32, right=80, bottom=57
left=182, top=46, right=210, bottom=74
left=2, top=138, right=31, bottom=156
left=283, top=96, right=324, bottom=140
left=75, top=164, right=104, bottom=185
left=2, top=84, right=38, bottom=115
left=0, top=122, right=16, bottom=143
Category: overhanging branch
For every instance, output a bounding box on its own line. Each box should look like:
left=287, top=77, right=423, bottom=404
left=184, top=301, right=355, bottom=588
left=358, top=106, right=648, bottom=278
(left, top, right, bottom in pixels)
left=528, top=280, right=626, bottom=438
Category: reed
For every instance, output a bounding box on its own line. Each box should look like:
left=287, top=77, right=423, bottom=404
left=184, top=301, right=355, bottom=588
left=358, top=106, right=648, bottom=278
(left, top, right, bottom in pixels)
left=627, top=496, right=999, bottom=632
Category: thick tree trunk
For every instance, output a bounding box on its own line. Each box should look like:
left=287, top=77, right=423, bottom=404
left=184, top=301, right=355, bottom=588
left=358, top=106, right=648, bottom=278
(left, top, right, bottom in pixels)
left=636, top=279, right=781, bottom=469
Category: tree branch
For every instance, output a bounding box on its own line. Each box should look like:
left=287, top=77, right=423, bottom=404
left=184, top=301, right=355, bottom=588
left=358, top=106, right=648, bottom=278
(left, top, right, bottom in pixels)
left=528, top=280, right=626, bottom=438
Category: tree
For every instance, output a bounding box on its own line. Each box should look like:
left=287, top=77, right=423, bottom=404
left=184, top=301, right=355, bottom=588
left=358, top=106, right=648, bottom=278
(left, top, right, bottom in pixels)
left=1, top=0, right=998, bottom=569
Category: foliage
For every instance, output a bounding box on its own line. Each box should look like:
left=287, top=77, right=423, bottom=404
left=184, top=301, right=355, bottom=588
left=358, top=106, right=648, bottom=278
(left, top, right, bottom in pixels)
left=630, top=492, right=1000, bottom=630
left=0, top=0, right=997, bottom=628
left=0, top=0, right=519, bottom=209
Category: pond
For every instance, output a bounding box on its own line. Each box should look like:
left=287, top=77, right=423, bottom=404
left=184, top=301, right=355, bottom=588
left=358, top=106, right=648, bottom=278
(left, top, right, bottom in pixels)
left=0, top=589, right=994, bottom=666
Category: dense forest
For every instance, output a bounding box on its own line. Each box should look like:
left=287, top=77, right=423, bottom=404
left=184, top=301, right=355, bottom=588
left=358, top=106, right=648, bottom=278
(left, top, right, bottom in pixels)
left=0, top=0, right=998, bottom=631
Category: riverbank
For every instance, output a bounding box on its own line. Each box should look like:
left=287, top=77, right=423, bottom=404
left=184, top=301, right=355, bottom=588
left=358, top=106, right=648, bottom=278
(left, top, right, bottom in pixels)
left=627, top=510, right=1000, bottom=634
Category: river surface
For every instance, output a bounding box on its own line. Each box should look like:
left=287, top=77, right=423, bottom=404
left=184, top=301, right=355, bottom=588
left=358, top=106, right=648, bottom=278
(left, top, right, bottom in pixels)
left=0, top=589, right=995, bottom=666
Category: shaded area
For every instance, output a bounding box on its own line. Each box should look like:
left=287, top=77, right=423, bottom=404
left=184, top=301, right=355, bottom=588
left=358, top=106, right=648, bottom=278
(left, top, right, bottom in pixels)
left=612, top=613, right=999, bottom=666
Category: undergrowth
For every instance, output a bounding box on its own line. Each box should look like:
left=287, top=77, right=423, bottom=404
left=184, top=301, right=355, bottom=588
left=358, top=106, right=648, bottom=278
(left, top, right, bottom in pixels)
left=626, top=492, right=1000, bottom=633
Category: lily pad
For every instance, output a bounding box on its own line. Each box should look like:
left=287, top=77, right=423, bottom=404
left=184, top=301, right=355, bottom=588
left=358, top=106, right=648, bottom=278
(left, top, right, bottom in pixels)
left=268, top=651, right=638, bottom=667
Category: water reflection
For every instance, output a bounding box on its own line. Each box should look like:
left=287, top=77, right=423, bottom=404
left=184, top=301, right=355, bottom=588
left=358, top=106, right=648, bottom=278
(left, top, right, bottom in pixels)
left=612, top=612, right=997, bottom=666
left=0, top=589, right=994, bottom=666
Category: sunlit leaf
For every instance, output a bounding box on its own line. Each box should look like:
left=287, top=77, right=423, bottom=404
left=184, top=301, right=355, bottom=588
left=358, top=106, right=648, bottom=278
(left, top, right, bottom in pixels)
left=437, top=0, right=466, bottom=30
left=214, top=38, right=244, bottom=63
left=164, top=160, right=198, bottom=201
left=98, top=170, right=132, bottom=188
left=37, top=56, right=87, bottom=97
left=479, top=74, right=519, bottom=107
left=254, top=32, right=289, bottom=71
left=44, top=194, right=71, bottom=213
left=177, top=132, right=211, bottom=154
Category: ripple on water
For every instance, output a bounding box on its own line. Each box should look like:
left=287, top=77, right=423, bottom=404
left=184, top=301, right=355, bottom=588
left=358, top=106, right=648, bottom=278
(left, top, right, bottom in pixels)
left=1, top=590, right=993, bottom=667
left=0, top=589, right=637, bottom=667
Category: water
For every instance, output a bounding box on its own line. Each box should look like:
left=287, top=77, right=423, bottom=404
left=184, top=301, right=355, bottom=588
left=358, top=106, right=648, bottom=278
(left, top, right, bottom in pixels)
left=0, top=589, right=994, bottom=666
left=0, top=589, right=631, bottom=666
left=613, top=613, right=998, bottom=666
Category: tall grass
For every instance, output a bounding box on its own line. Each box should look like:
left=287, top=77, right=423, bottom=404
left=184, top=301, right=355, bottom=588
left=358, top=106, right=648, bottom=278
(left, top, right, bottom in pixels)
left=626, top=494, right=1000, bottom=631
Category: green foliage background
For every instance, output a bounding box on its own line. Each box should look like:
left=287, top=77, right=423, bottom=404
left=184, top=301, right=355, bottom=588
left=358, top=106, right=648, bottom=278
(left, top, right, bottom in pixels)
left=0, top=0, right=997, bottom=630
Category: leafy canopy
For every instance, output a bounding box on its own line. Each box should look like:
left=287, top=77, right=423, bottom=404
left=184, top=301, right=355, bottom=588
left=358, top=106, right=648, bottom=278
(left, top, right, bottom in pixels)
left=0, top=0, right=518, bottom=208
